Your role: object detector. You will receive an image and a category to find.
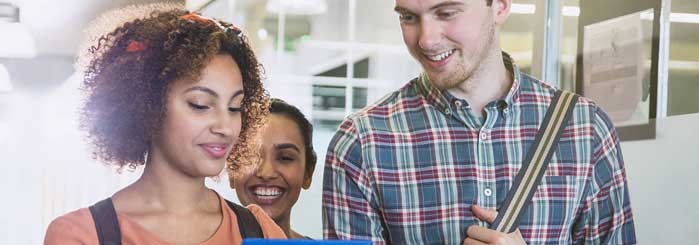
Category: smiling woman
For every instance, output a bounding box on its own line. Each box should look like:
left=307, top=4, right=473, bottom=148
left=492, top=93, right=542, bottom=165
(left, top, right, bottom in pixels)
left=43, top=3, right=286, bottom=244
left=232, top=98, right=317, bottom=239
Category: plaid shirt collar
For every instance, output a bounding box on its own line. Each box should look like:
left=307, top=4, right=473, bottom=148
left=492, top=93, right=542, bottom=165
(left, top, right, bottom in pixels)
left=414, top=51, right=521, bottom=111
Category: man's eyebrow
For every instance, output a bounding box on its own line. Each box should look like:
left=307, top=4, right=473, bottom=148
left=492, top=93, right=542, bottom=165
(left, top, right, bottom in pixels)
left=394, top=1, right=465, bottom=13
left=394, top=6, right=411, bottom=14
left=429, top=1, right=465, bottom=11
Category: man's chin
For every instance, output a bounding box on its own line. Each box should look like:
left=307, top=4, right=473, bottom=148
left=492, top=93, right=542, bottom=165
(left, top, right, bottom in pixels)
left=426, top=69, right=472, bottom=90
left=427, top=76, right=459, bottom=91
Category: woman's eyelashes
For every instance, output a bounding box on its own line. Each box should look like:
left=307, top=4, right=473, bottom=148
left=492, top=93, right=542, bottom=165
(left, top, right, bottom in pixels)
left=277, top=154, right=296, bottom=162
left=187, top=101, right=241, bottom=114
left=188, top=101, right=209, bottom=110
left=228, top=107, right=241, bottom=113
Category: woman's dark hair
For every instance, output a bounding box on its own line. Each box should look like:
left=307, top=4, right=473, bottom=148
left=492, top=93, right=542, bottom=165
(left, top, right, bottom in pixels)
left=79, top=3, right=269, bottom=171
left=269, top=98, right=317, bottom=178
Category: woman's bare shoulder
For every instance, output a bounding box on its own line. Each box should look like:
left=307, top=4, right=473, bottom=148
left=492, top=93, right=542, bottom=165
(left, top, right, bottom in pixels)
left=44, top=208, right=98, bottom=244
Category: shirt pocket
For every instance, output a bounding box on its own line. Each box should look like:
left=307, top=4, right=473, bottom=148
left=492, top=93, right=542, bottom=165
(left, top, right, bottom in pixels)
left=519, top=175, right=583, bottom=242
left=533, top=175, right=581, bottom=203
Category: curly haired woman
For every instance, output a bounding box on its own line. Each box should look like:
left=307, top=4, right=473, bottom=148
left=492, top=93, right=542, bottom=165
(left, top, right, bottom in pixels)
left=44, top=3, right=285, bottom=244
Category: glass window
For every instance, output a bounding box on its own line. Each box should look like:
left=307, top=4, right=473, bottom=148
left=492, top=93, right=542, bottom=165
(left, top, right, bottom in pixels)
left=668, top=0, right=699, bottom=116
left=559, top=0, right=579, bottom=91
left=501, top=0, right=545, bottom=76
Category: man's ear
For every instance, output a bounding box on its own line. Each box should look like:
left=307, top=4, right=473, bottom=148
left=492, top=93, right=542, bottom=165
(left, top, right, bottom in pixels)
left=492, top=0, right=512, bottom=25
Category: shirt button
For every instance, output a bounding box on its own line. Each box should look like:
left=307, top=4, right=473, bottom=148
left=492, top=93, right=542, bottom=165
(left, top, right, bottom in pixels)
left=503, top=108, right=510, bottom=114
left=480, top=132, right=488, bottom=140
left=484, top=188, right=493, bottom=197
left=454, top=100, right=463, bottom=107
left=444, top=109, right=451, bottom=115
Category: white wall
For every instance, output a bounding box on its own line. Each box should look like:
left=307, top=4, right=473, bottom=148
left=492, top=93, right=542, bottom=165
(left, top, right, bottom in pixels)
left=621, top=113, right=699, bottom=244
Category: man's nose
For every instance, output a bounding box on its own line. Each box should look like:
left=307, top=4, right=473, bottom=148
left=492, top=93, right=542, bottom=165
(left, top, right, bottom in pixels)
left=418, top=19, right=442, bottom=51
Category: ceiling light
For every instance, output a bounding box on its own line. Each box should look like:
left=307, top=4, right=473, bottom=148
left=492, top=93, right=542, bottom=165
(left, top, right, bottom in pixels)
left=670, top=13, right=699, bottom=24
left=266, top=0, right=327, bottom=15
left=0, top=2, right=36, bottom=58
left=510, top=3, right=536, bottom=14
left=562, top=6, right=580, bottom=17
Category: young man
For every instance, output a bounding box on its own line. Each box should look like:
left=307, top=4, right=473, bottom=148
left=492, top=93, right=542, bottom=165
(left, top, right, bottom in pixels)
left=322, top=0, right=636, bottom=244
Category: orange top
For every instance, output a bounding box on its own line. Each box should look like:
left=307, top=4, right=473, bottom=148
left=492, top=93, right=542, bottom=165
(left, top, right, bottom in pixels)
left=44, top=194, right=286, bottom=244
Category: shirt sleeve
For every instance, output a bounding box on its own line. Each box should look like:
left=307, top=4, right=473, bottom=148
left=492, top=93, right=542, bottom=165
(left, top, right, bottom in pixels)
left=572, top=106, right=636, bottom=244
left=322, top=118, right=387, bottom=244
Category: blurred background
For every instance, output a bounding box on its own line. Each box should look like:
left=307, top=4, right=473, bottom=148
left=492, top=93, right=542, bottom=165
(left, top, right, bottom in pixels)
left=0, top=0, right=697, bottom=243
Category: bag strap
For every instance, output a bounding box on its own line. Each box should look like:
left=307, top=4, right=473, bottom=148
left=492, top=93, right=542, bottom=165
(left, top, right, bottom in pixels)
left=225, top=199, right=264, bottom=239
left=489, top=90, right=579, bottom=233
left=89, top=198, right=122, bottom=245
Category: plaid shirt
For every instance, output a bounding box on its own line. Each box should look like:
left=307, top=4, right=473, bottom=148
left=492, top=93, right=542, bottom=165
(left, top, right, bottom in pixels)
left=322, top=55, right=636, bottom=244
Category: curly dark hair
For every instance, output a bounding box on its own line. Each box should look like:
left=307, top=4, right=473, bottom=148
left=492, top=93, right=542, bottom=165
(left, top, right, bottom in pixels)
left=79, top=3, right=269, bottom=172
left=269, top=98, right=317, bottom=179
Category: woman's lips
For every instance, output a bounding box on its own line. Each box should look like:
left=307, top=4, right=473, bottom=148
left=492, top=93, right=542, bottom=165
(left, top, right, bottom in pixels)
left=200, top=143, right=228, bottom=159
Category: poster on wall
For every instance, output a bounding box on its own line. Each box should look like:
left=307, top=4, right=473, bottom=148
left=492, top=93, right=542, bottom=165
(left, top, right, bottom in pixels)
left=582, top=10, right=653, bottom=127
left=576, top=0, right=661, bottom=141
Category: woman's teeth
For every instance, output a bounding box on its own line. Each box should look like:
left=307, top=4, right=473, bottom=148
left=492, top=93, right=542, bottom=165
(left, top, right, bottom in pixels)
left=252, top=187, right=283, bottom=198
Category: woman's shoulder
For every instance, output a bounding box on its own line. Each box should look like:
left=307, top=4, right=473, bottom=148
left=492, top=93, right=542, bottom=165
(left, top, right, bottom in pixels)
left=44, top=208, right=98, bottom=244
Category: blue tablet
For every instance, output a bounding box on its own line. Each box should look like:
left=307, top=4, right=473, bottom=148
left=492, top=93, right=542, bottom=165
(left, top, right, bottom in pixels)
left=242, top=239, right=371, bottom=245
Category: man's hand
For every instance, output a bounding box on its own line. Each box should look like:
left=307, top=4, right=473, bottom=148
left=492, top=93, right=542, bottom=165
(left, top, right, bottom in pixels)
left=462, top=205, right=526, bottom=245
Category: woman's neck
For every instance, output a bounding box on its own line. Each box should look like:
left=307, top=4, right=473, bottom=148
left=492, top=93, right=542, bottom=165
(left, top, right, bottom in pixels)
left=275, top=212, right=298, bottom=239
left=115, top=150, right=216, bottom=214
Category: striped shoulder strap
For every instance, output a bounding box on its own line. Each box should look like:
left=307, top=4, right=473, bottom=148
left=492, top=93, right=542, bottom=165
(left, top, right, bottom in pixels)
left=489, top=90, right=579, bottom=233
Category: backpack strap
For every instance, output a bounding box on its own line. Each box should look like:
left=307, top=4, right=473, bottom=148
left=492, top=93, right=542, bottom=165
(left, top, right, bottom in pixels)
left=489, top=90, right=579, bottom=233
left=88, top=198, right=122, bottom=245
left=225, top=200, right=264, bottom=239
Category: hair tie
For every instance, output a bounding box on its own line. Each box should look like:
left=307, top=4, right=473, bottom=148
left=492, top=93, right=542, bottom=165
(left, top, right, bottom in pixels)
left=126, top=40, right=147, bottom=52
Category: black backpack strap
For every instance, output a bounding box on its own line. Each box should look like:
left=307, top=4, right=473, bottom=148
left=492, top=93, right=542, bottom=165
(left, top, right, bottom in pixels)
left=489, top=90, right=579, bottom=233
left=225, top=199, right=264, bottom=239
left=88, top=198, right=122, bottom=245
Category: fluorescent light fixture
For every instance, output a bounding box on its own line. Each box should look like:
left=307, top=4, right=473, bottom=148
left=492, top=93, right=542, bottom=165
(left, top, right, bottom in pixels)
left=670, top=13, right=699, bottom=24
left=0, top=64, right=11, bottom=92
left=562, top=6, right=580, bottom=17
left=633, top=11, right=699, bottom=24
left=516, top=4, right=699, bottom=24
left=510, top=4, right=577, bottom=16
left=266, top=0, right=327, bottom=15
left=510, top=3, right=536, bottom=14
